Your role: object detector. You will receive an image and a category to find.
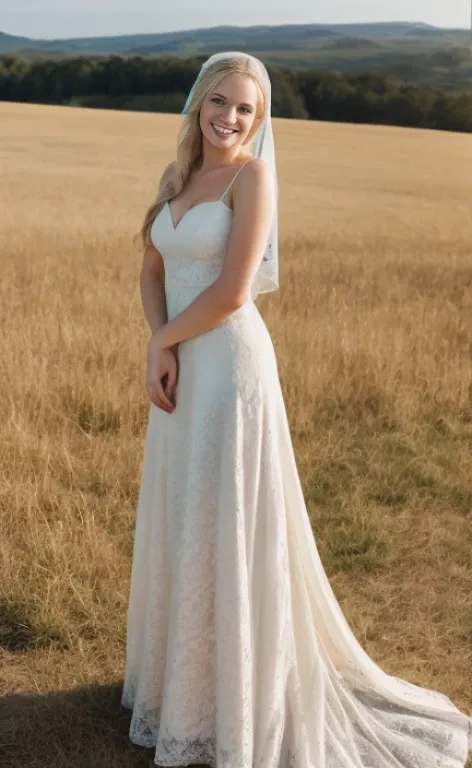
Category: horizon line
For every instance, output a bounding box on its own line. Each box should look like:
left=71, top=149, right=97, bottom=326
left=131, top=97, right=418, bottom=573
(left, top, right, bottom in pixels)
left=1, top=19, right=470, bottom=43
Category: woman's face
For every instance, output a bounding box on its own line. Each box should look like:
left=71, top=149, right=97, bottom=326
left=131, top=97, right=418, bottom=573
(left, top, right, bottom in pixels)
left=199, top=72, right=260, bottom=151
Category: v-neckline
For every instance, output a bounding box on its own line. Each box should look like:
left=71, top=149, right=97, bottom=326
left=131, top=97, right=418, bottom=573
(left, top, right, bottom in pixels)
left=166, top=199, right=231, bottom=232
left=165, top=159, right=250, bottom=231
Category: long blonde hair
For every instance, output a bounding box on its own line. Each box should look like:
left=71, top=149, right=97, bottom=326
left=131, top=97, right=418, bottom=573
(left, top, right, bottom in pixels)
left=139, top=56, right=267, bottom=249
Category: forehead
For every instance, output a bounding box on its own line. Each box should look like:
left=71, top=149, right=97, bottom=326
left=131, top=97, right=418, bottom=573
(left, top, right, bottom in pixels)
left=212, top=72, right=258, bottom=104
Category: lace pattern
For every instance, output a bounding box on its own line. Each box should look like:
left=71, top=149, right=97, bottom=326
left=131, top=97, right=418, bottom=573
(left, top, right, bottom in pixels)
left=165, top=257, right=224, bottom=289
left=120, top=195, right=472, bottom=768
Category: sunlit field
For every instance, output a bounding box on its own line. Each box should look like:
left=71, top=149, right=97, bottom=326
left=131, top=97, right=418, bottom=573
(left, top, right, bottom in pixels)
left=0, top=101, right=471, bottom=768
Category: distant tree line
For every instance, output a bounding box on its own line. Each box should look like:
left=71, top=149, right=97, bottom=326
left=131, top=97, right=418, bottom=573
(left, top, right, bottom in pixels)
left=1, top=54, right=471, bottom=133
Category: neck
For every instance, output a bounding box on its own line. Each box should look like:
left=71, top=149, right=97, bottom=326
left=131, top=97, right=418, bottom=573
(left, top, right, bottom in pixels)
left=199, top=138, right=243, bottom=170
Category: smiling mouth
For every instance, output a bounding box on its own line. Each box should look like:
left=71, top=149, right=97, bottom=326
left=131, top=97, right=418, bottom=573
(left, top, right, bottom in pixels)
left=211, top=123, right=238, bottom=137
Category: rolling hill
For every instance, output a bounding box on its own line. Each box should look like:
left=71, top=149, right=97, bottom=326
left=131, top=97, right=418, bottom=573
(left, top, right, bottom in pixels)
left=0, top=22, right=468, bottom=57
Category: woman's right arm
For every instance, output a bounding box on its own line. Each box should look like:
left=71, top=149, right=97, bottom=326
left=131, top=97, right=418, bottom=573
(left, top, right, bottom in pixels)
left=140, top=162, right=180, bottom=413
left=140, top=243, right=168, bottom=337
left=140, top=160, right=177, bottom=339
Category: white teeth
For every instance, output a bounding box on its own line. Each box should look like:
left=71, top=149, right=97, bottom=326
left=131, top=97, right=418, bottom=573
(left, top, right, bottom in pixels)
left=213, top=124, right=236, bottom=135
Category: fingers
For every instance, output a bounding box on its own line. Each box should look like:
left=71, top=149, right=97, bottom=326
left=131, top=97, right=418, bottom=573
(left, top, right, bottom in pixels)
left=156, top=377, right=175, bottom=410
left=164, top=378, right=174, bottom=405
left=145, top=381, right=163, bottom=411
left=165, top=366, right=177, bottom=405
left=145, top=349, right=179, bottom=412
left=146, top=377, right=175, bottom=413
left=166, top=362, right=177, bottom=390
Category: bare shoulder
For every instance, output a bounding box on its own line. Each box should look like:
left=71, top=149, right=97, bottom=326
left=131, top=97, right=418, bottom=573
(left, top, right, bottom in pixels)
left=242, top=157, right=271, bottom=182
left=236, top=157, right=272, bottom=189
left=234, top=157, right=275, bottom=203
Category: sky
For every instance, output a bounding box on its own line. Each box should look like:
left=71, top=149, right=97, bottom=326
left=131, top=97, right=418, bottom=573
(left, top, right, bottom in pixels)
left=0, top=0, right=470, bottom=40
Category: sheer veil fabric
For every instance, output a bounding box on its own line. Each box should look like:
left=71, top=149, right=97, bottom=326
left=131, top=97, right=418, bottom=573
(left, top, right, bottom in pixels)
left=121, top=51, right=472, bottom=768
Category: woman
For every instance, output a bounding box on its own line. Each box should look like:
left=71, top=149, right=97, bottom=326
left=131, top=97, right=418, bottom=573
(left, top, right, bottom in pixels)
left=121, top=52, right=472, bottom=768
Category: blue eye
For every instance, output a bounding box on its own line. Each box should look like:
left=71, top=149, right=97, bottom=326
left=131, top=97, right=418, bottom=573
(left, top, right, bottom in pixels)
left=211, top=97, right=252, bottom=114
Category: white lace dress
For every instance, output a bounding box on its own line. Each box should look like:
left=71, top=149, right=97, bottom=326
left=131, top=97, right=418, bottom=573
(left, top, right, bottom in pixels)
left=121, top=178, right=472, bottom=767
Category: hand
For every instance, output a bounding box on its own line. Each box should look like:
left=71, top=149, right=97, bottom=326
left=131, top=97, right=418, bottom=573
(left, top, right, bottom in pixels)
left=145, top=331, right=178, bottom=413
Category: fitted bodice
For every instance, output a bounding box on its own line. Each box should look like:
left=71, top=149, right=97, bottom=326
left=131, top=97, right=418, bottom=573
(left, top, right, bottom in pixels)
left=150, top=199, right=236, bottom=321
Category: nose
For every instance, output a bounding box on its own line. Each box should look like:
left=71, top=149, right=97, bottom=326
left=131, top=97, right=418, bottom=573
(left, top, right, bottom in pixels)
left=222, top=104, right=238, bottom=124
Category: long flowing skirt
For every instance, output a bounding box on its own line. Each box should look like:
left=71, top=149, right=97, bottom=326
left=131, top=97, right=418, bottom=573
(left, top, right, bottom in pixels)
left=121, top=298, right=472, bottom=768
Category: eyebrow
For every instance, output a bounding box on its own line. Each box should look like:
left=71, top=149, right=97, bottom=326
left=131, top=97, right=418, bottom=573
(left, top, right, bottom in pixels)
left=211, top=92, right=254, bottom=109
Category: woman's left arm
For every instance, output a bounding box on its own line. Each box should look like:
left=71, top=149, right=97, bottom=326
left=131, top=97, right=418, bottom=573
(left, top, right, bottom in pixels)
left=152, top=158, right=275, bottom=350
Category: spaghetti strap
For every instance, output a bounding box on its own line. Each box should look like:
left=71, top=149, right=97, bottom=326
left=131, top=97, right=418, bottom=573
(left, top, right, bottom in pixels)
left=219, top=160, right=251, bottom=201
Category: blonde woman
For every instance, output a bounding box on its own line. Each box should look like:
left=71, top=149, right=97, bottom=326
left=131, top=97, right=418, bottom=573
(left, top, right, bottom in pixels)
left=121, top=52, right=472, bottom=768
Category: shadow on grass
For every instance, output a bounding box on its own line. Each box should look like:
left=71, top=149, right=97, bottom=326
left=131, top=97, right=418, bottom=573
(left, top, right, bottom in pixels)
left=0, top=600, right=69, bottom=653
left=0, top=681, right=168, bottom=768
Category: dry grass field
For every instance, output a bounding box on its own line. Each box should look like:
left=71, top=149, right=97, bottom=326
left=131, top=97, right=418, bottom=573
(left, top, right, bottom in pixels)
left=0, top=101, right=471, bottom=767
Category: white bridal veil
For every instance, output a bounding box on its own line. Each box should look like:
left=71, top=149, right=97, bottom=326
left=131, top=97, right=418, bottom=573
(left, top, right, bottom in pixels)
left=181, top=51, right=279, bottom=299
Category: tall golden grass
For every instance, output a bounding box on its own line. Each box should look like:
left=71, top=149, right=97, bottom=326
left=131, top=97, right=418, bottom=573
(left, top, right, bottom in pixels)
left=0, top=102, right=471, bottom=767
